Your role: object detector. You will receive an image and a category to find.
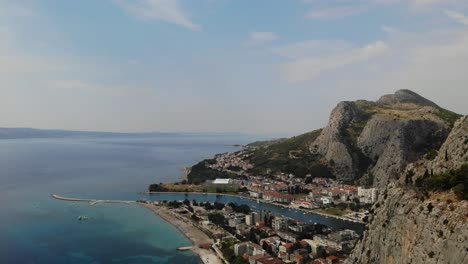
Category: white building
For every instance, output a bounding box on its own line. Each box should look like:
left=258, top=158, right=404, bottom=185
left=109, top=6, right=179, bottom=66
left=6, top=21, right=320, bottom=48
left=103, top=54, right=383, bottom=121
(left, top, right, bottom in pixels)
left=245, top=212, right=258, bottom=225
left=234, top=242, right=265, bottom=257
left=357, top=187, right=378, bottom=204
left=272, top=217, right=286, bottom=231
left=213, top=178, right=231, bottom=184
left=321, top=196, right=332, bottom=205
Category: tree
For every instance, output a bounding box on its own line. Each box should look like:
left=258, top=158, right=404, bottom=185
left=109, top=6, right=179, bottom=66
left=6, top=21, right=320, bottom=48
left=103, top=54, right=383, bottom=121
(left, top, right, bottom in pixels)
left=208, top=213, right=225, bottom=226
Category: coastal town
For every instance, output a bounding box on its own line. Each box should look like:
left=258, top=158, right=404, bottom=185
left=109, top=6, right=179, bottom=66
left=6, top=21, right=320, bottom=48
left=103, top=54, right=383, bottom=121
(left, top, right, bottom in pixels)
left=151, top=149, right=378, bottom=223
left=145, top=148, right=381, bottom=263
left=141, top=199, right=361, bottom=264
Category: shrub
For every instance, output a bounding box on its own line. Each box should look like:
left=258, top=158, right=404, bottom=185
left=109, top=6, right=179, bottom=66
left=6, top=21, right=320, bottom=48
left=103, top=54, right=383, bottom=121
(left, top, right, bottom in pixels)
left=425, top=149, right=438, bottom=160
left=427, top=203, right=434, bottom=213
left=418, top=164, right=468, bottom=201
left=428, top=251, right=435, bottom=258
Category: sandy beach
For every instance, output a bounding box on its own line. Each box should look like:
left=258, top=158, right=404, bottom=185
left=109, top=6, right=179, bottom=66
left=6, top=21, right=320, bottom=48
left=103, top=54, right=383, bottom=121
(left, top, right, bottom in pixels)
left=139, top=203, right=223, bottom=264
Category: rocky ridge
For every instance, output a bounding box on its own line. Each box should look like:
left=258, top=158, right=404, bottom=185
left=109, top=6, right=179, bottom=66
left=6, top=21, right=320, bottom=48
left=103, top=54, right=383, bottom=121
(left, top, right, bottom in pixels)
left=310, top=89, right=456, bottom=187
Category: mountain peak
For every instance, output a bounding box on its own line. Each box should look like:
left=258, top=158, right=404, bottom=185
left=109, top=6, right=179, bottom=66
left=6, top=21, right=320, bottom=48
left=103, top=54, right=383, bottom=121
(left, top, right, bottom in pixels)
left=377, top=89, right=439, bottom=108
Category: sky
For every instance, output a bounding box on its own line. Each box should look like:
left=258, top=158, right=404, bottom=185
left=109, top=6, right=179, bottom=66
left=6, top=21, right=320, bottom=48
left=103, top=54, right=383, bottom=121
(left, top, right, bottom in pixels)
left=1, top=0, right=468, bottom=136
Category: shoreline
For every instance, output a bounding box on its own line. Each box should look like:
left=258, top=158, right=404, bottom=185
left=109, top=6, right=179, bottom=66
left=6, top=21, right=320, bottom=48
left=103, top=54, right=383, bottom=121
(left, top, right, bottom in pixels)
left=142, top=191, right=365, bottom=224
left=51, top=194, right=223, bottom=264
left=137, top=203, right=223, bottom=264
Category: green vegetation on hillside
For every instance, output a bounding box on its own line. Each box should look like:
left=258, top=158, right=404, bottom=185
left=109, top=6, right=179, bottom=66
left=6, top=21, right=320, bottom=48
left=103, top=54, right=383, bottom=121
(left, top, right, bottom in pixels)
left=417, top=164, right=468, bottom=200
left=187, top=159, right=237, bottom=184
left=247, top=129, right=333, bottom=177
left=435, top=108, right=462, bottom=127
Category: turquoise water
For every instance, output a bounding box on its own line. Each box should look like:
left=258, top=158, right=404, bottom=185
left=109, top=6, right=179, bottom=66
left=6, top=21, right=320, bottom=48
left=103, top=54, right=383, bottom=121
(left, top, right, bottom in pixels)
left=0, top=135, right=254, bottom=264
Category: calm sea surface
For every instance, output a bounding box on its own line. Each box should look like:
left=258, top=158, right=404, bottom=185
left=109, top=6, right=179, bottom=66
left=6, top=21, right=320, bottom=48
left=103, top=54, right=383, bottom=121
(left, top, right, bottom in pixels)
left=0, top=135, right=253, bottom=264
left=0, top=134, right=363, bottom=264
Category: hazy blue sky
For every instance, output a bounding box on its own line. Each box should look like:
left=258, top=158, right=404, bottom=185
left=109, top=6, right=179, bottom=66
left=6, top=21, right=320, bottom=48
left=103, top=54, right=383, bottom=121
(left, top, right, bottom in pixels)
left=1, top=0, right=467, bottom=135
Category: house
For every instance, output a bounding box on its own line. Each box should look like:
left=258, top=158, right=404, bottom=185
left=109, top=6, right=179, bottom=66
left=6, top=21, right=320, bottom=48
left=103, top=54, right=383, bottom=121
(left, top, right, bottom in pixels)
left=249, top=254, right=272, bottom=264
left=321, top=197, right=332, bottom=205
left=228, top=214, right=245, bottom=227
left=357, top=187, right=378, bottom=203
left=279, top=242, right=295, bottom=254
left=277, top=231, right=299, bottom=243
left=249, top=191, right=262, bottom=198
left=272, top=217, right=286, bottom=231
left=234, top=242, right=266, bottom=257
left=263, top=191, right=294, bottom=203
left=300, top=239, right=326, bottom=253
left=259, top=236, right=281, bottom=254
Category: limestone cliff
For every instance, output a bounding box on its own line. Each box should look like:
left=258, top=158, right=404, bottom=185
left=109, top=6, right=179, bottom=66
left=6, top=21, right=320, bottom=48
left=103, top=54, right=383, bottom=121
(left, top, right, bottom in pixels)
left=310, top=90, right=457, bottom=187
left=346, top=116, right=468, bottom=264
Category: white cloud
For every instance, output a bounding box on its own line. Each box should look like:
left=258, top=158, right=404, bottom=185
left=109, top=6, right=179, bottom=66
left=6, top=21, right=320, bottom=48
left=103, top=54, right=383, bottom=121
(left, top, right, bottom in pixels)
left=305, top=6, right=367, bottom=20
left=280, top=41, right=388, bottom=82
left=245, top=31, right=279, bottom=46
left=445, top=10, right=468, bottom=25
left=359, top=28, right=468, bottom=114
left=382, top=26, right=399, bottom=34
left=303, top=0, right=468, bottom=18
left=115, top=0, right=201, bottom=31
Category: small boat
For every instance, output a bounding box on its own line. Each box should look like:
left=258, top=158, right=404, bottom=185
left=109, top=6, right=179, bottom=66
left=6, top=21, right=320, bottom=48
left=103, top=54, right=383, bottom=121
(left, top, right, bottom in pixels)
left=78, top=215, right=89, bottom=221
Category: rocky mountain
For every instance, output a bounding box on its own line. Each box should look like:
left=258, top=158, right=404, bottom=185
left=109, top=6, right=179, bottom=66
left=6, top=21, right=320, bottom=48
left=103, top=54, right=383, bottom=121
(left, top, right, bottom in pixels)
left=185, top=89, right=466, bottom=264
left=310, top=89, right=460, bottom=187
left=347, top=116, right=468, bottom=264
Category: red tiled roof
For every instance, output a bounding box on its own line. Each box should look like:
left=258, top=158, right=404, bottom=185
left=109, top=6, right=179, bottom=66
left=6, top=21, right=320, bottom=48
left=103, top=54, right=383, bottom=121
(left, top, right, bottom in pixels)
left=283, top=243, right=294, bottom=248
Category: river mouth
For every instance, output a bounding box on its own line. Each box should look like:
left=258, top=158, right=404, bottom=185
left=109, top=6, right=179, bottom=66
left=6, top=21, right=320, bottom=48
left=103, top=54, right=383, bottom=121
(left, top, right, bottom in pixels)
left=141, top=192, right=365, bottom=235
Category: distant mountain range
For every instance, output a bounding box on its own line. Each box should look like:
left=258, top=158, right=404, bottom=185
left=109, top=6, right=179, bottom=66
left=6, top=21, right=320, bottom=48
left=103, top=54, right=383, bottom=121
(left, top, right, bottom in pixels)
left=0, top=127, right=254, bottom=139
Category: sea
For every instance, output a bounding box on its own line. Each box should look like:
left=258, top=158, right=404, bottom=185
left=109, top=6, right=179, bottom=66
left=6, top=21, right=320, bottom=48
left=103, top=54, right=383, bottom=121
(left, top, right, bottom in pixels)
left=0, top=134, right=363, bottom=264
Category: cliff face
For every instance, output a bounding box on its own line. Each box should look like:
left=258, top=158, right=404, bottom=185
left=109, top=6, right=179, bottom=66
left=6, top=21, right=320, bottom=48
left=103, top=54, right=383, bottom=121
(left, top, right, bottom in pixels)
left=347, top=184, right=468, bottom=264
left=429, top=116, right=468, bottom=175
left=310, top=90, right=453, bottom=187
left=347, top=116, right=468, bottom=264
left=310, top=101, right=367, bottom=182
left=359, top=115, right=447, bottom=188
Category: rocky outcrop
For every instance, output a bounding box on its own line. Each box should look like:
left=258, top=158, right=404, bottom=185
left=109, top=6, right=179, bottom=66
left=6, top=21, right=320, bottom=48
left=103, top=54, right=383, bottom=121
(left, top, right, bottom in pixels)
left=347, top=116, right=468, bottom=264
left=377, top=89, right=439, bottom=107
left=309, top=101, right=367, bottom=181
left=430, top=116, right=468, bottom=175
left=310, top=90, right=451, bottom=186
left=403, top=116, right=468, bottom=184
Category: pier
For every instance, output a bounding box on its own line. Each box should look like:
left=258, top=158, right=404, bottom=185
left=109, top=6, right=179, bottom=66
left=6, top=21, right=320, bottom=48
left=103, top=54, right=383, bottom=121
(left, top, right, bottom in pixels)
left=51, top=194, right=136, bottom=206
